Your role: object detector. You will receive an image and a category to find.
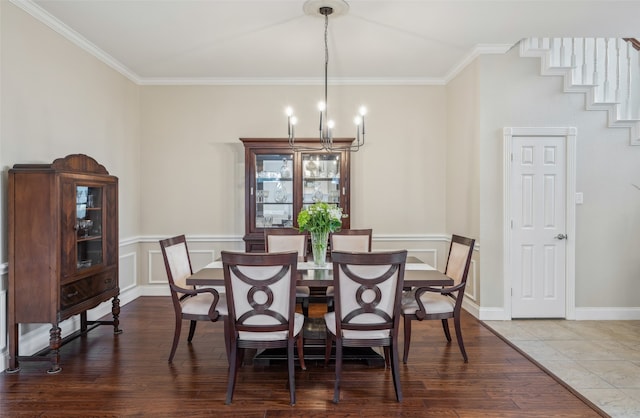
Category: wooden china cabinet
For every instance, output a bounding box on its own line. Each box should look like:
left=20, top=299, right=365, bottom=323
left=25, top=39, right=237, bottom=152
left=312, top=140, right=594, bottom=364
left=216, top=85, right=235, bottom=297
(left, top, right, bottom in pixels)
left=241, top=138, right=353, bottom=252
left=7, top=154, right=121, bottom=373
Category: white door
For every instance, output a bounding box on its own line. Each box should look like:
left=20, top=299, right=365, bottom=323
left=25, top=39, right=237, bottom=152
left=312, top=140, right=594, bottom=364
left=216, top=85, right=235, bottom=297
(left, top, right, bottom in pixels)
left=510, top=136, right=567, bottom=318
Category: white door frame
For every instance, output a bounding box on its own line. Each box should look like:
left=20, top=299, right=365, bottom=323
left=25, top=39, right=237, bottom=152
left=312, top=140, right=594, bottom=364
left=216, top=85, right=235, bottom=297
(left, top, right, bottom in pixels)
left=503, top=127, right=577, bottom=320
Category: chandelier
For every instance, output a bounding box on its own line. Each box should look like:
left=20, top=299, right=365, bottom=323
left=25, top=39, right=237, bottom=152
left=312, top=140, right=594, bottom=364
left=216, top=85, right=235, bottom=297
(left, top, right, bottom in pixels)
left=286, top=0, right=366, bottom=152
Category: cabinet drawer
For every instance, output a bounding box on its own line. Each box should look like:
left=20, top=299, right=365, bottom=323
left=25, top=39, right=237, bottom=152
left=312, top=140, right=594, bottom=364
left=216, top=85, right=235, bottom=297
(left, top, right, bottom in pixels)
left=60, top=271, right=117, bottom=310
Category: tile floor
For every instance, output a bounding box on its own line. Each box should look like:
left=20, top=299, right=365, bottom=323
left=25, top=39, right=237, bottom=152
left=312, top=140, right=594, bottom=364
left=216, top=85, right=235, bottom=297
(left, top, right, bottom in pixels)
left=483, top=319, right=640, bottom=418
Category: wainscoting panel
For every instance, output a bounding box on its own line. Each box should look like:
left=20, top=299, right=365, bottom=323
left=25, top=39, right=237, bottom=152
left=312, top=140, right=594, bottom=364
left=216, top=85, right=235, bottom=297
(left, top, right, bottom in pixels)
left=464, top=259, right=478, bottom=302
left=119, top=251, right=137, bottom=291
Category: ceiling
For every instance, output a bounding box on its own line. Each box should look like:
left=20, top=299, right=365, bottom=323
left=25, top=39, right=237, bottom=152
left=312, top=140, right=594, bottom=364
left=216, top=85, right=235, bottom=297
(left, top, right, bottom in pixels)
left=17, top=0, right=640, bottom=85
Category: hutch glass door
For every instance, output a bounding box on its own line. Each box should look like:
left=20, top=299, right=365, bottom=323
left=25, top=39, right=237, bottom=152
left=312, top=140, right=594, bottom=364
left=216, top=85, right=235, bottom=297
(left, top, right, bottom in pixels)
left=76, top=185, right=103, bottom=270
left=255, top=154, right=294, bottom=228
left=302, top=153, right=341, bottom=210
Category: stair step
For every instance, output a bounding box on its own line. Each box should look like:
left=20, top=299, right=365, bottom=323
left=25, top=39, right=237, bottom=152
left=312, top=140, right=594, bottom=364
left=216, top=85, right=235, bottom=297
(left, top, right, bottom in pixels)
left=522, top=37, right=640, bottom=145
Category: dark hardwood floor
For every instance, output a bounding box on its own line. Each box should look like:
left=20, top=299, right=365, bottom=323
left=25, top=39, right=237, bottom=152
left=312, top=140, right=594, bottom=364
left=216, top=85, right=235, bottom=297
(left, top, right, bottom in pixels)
left=1, top=297, right=603, bottom=417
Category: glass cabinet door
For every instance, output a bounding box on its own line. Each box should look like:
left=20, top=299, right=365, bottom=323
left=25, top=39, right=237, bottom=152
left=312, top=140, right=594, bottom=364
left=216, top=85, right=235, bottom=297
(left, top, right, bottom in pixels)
left=75, top=185, right=103, bottom=270
left=301, top=153, right=341, bottom=209
left=255, top=154, right=294, bottom=228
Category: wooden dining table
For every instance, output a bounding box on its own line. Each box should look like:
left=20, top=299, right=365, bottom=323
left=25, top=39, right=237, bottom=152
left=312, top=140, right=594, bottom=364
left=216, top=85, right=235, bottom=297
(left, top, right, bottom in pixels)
left=186, top=256, right=453, bottom=288
left=185, top=255, right=453, bottom=366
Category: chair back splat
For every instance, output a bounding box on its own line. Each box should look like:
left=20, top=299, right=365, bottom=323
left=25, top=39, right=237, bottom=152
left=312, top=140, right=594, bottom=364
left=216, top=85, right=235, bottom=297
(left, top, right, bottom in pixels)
left=264, top=228, right=311, bottom=316
left=330, top=228, right=372, bottom=252
left=326, top=228, right=373, bottom=311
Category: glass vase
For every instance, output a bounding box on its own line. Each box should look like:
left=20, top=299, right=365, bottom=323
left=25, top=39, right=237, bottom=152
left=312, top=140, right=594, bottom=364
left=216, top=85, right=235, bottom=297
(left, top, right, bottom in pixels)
left=310, top=230, right=329, bottom=267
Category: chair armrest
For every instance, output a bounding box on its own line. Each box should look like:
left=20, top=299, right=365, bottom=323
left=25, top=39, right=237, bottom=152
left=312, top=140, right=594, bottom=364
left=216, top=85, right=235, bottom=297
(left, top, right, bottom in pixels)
left=414, top=282, right=465, bottom=298
left=171, top=284, right=223, bottom=321
left=411, top=283, right=465, bottom=320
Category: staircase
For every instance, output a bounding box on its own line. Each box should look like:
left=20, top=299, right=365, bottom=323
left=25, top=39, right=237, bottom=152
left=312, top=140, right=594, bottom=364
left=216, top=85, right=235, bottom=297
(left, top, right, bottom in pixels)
left=520, top=37, right=640, bottom=145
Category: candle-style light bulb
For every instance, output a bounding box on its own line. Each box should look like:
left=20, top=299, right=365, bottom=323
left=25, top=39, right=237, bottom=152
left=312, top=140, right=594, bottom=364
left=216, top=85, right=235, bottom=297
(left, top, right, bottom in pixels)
left=286, top=107, right=295, bottom=138
left=318, top=101, right=326, bottom=112
left=327, top=120, right=335, bottom=141
left=354, top=116, right=362, bottom=125
left=359, top=106, right=366, bottom=136
left=291, top=116, right=298, bottom=126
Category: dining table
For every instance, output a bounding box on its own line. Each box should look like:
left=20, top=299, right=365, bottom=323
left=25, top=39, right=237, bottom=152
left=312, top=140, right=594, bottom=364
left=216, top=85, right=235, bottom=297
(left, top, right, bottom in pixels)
left=186, top=256, right=453, bottom=288
left=186, top=255, right=453, bottom=366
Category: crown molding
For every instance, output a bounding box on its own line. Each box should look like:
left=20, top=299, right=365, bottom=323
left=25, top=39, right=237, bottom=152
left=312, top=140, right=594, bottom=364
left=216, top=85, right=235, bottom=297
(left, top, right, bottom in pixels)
left=137, top=76, right=447, bottom=86
left=10, top=0, right=141, bottom=84
left=13, top=0, right=512, bottom=87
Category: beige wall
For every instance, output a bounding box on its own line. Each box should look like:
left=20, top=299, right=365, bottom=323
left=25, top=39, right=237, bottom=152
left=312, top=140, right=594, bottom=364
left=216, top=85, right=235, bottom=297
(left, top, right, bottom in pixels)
left=445, top=59, right=482, bottom=305
left=139, top=84, right=448, bottom=237
left=1, top=2, right=141, bottom=249
left=475, top=48, right=640, bottom=309
left=0, top=1, right=142, bottom=362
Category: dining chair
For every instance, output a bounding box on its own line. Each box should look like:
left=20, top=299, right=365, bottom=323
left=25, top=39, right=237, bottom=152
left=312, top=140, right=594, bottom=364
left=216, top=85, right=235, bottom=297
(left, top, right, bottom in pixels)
left=324, top=250, right=407, bottom=403
left=221, top=250, right=306, bottom=405
left=326, top=228, right=373, bottom=311
left=159, top=235, right=228, bottom=363
left=401, top=234, right=475, bottom=363
left=264, top=228, right=311, bottom=317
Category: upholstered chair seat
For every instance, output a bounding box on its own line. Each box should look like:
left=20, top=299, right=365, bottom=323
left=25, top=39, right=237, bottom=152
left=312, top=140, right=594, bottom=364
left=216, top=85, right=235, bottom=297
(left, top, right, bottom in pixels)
left=401, top=292, right=455, bottom=315
left=180, top=292, right=228, bottom=316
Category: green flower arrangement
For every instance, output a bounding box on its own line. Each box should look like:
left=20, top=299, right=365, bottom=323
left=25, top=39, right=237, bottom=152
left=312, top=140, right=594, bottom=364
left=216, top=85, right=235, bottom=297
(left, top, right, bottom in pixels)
left=298, top=202, right=347, bottom=266
left=297, top=202, right=346, bottom=233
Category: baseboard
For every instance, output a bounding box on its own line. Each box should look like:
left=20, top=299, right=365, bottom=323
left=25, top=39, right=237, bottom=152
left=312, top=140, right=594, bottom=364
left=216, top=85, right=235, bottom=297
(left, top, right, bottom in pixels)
left=478, top=307, right=510, bottom=321
left=138, top=285, right=171, bottom=297
left=477, top=306, right=640, bottom=321
left=574, top=307, right=640, bottom=320
left=462, top=299, right=480, bottom=319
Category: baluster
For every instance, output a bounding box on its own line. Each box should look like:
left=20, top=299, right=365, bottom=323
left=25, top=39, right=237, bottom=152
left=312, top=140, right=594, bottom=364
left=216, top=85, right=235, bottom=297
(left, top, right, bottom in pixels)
left=616, top=38, right=621, bottom=103
left=560, top=38, right=566, bottom=67
left=593, top=38, right=599, bottom=86
left=551, top=38, right=558, bottom=65
left=603, top=38, right=610, bottom=102
left=571, top=38, right=576, bottom=68
left=627, top=41, right=633, bottom=119
left=582, top=38, right=588, bottom=84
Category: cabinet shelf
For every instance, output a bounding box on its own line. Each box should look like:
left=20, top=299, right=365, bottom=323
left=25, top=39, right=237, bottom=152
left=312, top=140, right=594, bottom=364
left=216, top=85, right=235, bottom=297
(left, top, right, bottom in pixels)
left=257, top=177, right=292, bottom=182
left=77, top=235, right=102, bottom=242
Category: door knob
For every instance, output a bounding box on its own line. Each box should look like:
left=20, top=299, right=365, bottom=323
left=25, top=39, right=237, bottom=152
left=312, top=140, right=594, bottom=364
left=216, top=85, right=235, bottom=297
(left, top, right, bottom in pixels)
left=555, top=233, right=567, bottom=240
